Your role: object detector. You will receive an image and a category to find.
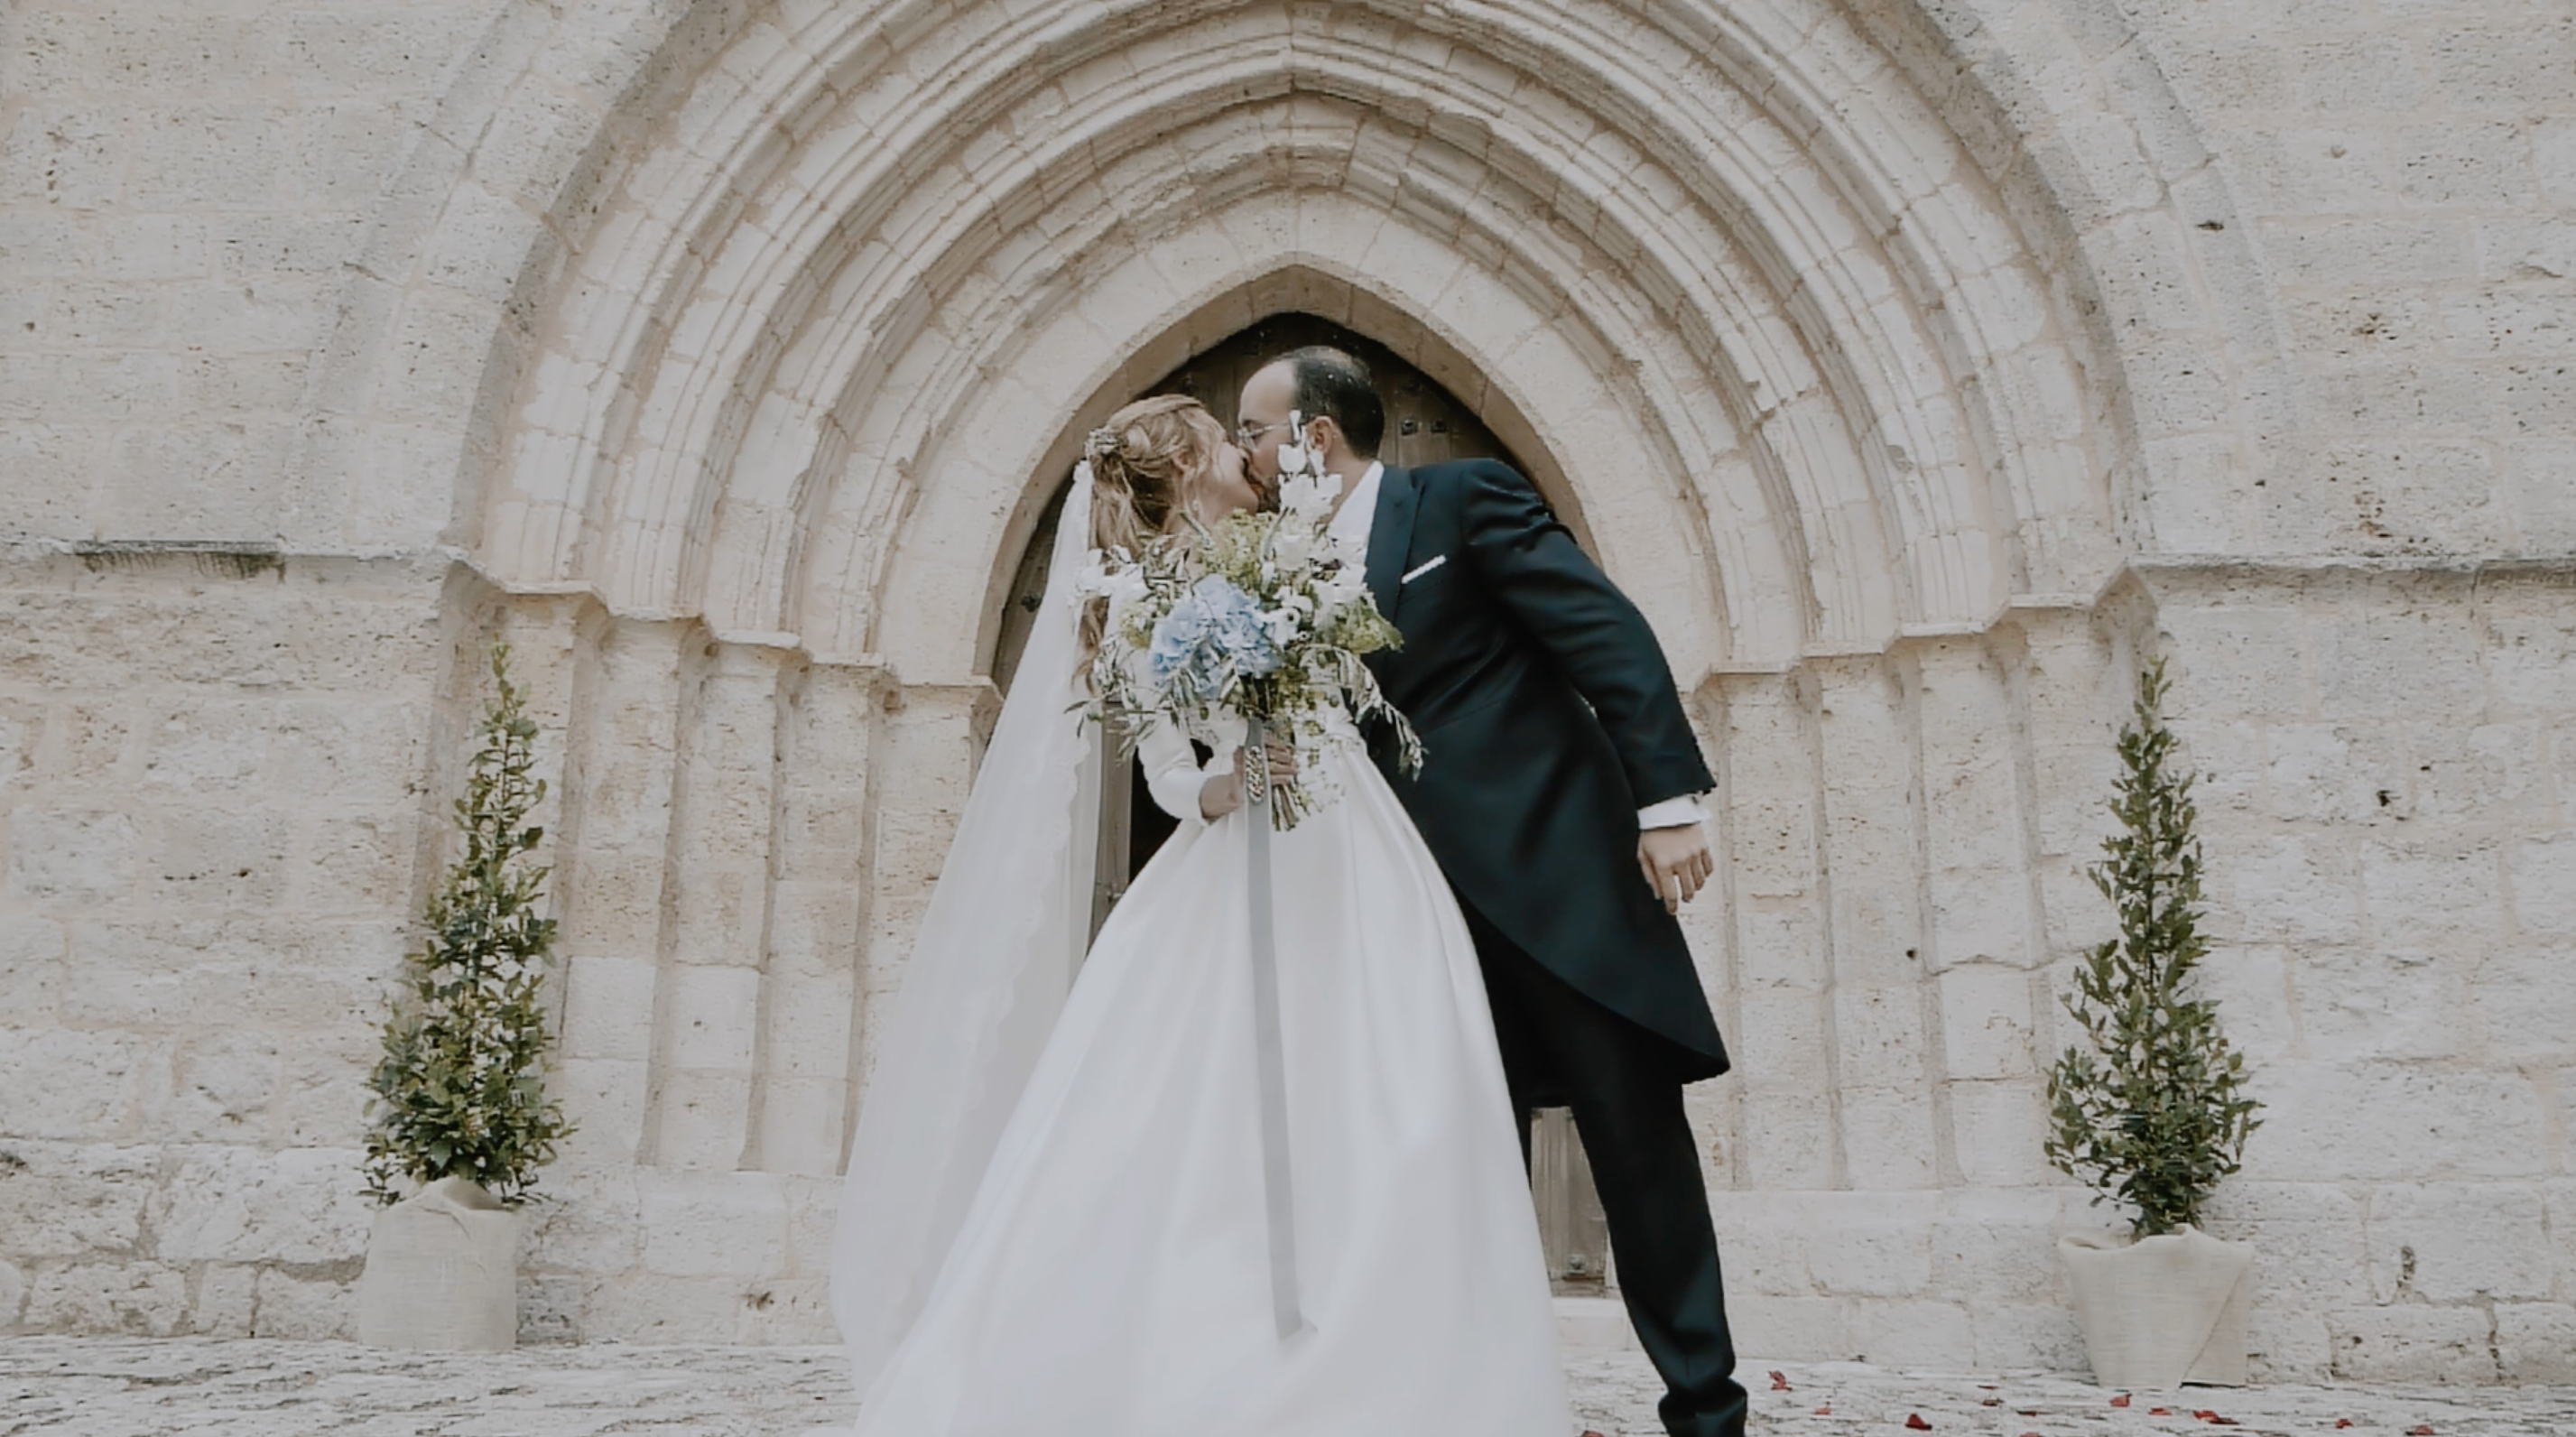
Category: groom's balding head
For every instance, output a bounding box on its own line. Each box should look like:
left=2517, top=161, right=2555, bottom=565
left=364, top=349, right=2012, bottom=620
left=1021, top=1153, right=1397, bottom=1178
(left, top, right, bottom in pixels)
left=1247, top=346, right=1385, bottom=461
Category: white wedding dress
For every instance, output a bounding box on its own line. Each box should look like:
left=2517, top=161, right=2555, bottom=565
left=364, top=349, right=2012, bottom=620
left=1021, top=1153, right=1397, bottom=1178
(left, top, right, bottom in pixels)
left=840, top=709, right=1574, bottom=1435
left=823, top=464, right=1571, bottom=1436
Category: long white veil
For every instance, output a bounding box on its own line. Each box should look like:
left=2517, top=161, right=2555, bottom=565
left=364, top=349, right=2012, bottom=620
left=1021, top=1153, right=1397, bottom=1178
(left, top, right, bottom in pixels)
left=829, top=463, right=1104, bottom=1397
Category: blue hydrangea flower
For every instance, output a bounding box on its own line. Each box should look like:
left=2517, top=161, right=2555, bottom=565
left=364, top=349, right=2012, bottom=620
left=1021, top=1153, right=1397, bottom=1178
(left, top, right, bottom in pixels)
left=1200, top=575, right=1282, bottom=679
left=1145, top=588, right=1216, bottom=695
left=1147, top=575, right=1279, bottom=700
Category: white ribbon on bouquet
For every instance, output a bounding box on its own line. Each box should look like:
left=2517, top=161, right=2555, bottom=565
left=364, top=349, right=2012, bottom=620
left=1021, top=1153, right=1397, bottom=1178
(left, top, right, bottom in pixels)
left=1240, top=716, right=1309, bottom=1341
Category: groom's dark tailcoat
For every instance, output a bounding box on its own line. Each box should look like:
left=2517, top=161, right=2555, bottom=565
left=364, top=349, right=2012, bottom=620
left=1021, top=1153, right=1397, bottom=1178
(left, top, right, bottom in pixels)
left=1359, top=457, right=1748, bottom=1437
left=1357, top=458, right=1728, bottom=1081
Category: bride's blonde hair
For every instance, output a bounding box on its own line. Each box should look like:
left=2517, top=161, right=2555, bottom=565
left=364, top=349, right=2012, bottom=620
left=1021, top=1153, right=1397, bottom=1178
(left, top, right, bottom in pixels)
left=1084, top=394, right=1226, bottom=552
left=1078, top=394, right=1228, bottom=658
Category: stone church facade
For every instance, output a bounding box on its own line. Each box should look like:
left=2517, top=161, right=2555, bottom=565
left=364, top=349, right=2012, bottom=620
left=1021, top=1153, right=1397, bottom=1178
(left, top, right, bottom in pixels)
left=2, top=0, right=2570, bottom=1383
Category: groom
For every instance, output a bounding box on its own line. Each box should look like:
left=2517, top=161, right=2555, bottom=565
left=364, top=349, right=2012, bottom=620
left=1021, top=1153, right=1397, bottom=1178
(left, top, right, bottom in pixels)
left=1237, top=348, right=1750, bottom=1437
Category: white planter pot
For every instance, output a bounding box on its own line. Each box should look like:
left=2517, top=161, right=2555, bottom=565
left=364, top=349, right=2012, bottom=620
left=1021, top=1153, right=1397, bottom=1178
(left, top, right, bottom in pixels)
left=2060, top=1225, right=2253, bottom=1390
left=357, top=1176, right=521, bottom=1350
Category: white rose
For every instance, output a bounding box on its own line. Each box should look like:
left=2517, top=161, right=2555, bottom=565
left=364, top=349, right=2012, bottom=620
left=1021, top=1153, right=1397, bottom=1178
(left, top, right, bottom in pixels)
left=1279, top=469, right=1340, bottom=522
left=1274, top=525, right=1318, bottom=568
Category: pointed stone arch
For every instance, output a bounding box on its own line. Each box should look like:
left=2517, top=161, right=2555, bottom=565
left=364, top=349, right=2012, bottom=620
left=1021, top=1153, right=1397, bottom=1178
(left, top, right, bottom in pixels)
left=286, top=0, right=2305, bottom=1353
left=986, top=305, right=1548, bottom=696
left=352, top=0, right=2215, bottom=672
left=872, top=245, right=1744, bottom=685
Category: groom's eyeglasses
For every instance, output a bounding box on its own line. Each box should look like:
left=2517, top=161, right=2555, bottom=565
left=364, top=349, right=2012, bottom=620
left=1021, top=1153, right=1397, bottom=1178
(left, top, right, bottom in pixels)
left=1235, top=419, right=1284, bottom=446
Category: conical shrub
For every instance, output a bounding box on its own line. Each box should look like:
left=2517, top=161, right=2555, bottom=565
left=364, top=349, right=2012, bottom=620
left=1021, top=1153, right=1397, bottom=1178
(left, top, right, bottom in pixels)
left=361, top=640, right=573, bottom=1205
left=2044, top=658, right=2262, bottom=1237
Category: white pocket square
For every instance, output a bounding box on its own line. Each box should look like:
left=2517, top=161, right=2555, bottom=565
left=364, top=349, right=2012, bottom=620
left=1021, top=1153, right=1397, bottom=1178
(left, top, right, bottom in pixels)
left=1401, top=554, right=1448, bottom=584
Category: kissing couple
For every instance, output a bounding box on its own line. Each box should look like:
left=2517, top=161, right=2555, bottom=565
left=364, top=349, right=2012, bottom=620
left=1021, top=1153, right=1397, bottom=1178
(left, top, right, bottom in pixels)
left=826, top=347, right=1751, bottom=1437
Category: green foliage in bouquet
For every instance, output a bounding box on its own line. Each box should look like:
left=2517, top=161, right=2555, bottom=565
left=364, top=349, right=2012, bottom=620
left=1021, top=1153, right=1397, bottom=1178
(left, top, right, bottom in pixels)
left=1194, top=509, right=1404, bottom=657
left=362, top=640, right=574, bottom=1206
left=1085, top=450, right=1423, bottom=830
left=2044, top=658, right=2262, bottom=1237
left=1195, top=509, right=1413, bottom=765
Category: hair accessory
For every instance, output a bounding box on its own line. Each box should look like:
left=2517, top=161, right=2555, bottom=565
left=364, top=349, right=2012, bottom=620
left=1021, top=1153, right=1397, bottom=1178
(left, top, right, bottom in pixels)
left=1084, top=425, right=1124, bottom=464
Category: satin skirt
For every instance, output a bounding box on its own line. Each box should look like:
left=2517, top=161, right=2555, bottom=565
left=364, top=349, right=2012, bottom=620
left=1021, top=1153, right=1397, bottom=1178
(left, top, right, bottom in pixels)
left=845, top=746, right=1574, bottom=1436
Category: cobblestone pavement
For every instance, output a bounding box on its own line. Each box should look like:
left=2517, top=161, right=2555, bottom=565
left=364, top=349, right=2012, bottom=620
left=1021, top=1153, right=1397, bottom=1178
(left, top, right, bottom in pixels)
left=5, top=1338, right=2575, bottom=1436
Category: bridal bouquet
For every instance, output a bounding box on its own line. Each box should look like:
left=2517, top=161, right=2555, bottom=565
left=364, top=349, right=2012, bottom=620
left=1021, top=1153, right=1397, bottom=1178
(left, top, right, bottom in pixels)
left=1078, top=415, right=1424, bottom=830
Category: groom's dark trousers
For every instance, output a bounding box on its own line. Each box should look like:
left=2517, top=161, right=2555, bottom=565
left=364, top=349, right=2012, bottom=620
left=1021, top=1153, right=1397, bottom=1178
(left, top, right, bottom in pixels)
left=1355, top=458, right=1749, bottom=1437
left=1463, top=900, right=1750, bottom=1437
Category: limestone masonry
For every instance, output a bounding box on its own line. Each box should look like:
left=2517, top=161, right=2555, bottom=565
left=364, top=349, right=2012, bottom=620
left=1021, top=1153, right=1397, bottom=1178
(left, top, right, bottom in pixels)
left=1, top=0, right=2571, bottom=1383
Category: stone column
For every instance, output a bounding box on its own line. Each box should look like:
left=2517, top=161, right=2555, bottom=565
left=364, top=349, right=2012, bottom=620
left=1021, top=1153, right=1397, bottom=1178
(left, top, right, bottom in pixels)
left=1715, top=669, right=1839, bottom=1191
left=1812, top=656, right=1938, bottom=1191
left=548, top=615, right=689, bottom=1178
left=641, top=635, right=793, bottom=1172
left=1908, top=635, right=2048, bottom=1192
left=741, top=656, right=881, bottom=1177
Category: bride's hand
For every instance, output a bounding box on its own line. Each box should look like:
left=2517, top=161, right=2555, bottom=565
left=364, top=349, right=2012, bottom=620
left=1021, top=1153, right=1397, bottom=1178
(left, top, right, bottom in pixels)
left=1196, top=739, right=1299, bottom=820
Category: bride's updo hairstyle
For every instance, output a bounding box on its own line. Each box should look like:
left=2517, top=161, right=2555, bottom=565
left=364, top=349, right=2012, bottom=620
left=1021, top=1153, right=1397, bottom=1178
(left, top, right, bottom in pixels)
left=1083, top=394, right=1227, bottom=554
left=1076, top=394, right=1228, bottom=663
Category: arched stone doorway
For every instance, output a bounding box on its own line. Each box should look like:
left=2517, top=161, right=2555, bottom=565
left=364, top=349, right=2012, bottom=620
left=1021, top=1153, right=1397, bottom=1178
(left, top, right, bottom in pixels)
left=408, top=0, right=2161, bottom=1355
left=991, top=312, right=1611, bottom=1294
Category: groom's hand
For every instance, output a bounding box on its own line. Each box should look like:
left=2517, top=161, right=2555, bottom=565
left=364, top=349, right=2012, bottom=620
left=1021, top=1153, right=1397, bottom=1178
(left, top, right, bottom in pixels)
left=1637, top=824, right=1714, bottom=913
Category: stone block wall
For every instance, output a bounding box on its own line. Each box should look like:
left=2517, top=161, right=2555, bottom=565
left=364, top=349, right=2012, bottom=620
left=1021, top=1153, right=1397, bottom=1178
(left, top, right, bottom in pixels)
left=0, top=548, right=457, bottom=1337
left=2161, top=563, right=2576, bottom=1383
left=2, top=0, right=2571, bottom=1383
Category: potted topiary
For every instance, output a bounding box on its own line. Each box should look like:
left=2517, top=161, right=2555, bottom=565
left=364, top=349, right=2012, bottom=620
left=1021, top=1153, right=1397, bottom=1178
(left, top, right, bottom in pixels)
left=356, top=639, right=575, bottom=1350
left=2045, top=658, right=2264, bottom=1390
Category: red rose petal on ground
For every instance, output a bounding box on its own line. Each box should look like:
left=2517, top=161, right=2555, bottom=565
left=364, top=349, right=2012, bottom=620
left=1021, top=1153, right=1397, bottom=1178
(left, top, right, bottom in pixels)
left=2334, top=1423, right=2353, bottom=1432
left=1981, top=1398, right=2002, bottom=1407
left=1813, top=1406, right=1832, bottom=1416
left=2111, top=1394, right=2133, bottom=1407
left=2151, top=1408, right=2172, bottom=1416
left=1770, top=1370, right=1792, bottom=1391
left=1905, top=1416, right=1932, bottom=1432
left=2409, top=1427, right=2435, bottom=1435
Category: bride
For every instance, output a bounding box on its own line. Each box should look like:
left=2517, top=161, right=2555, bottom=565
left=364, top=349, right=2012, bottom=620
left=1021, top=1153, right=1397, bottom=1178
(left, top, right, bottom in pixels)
left=826, top=394, right=1575, bottom=1436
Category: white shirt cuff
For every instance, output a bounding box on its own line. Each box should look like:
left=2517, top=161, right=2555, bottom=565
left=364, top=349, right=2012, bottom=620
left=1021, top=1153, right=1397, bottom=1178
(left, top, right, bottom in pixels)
left=1637, top=794, right=1707, bottom=830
